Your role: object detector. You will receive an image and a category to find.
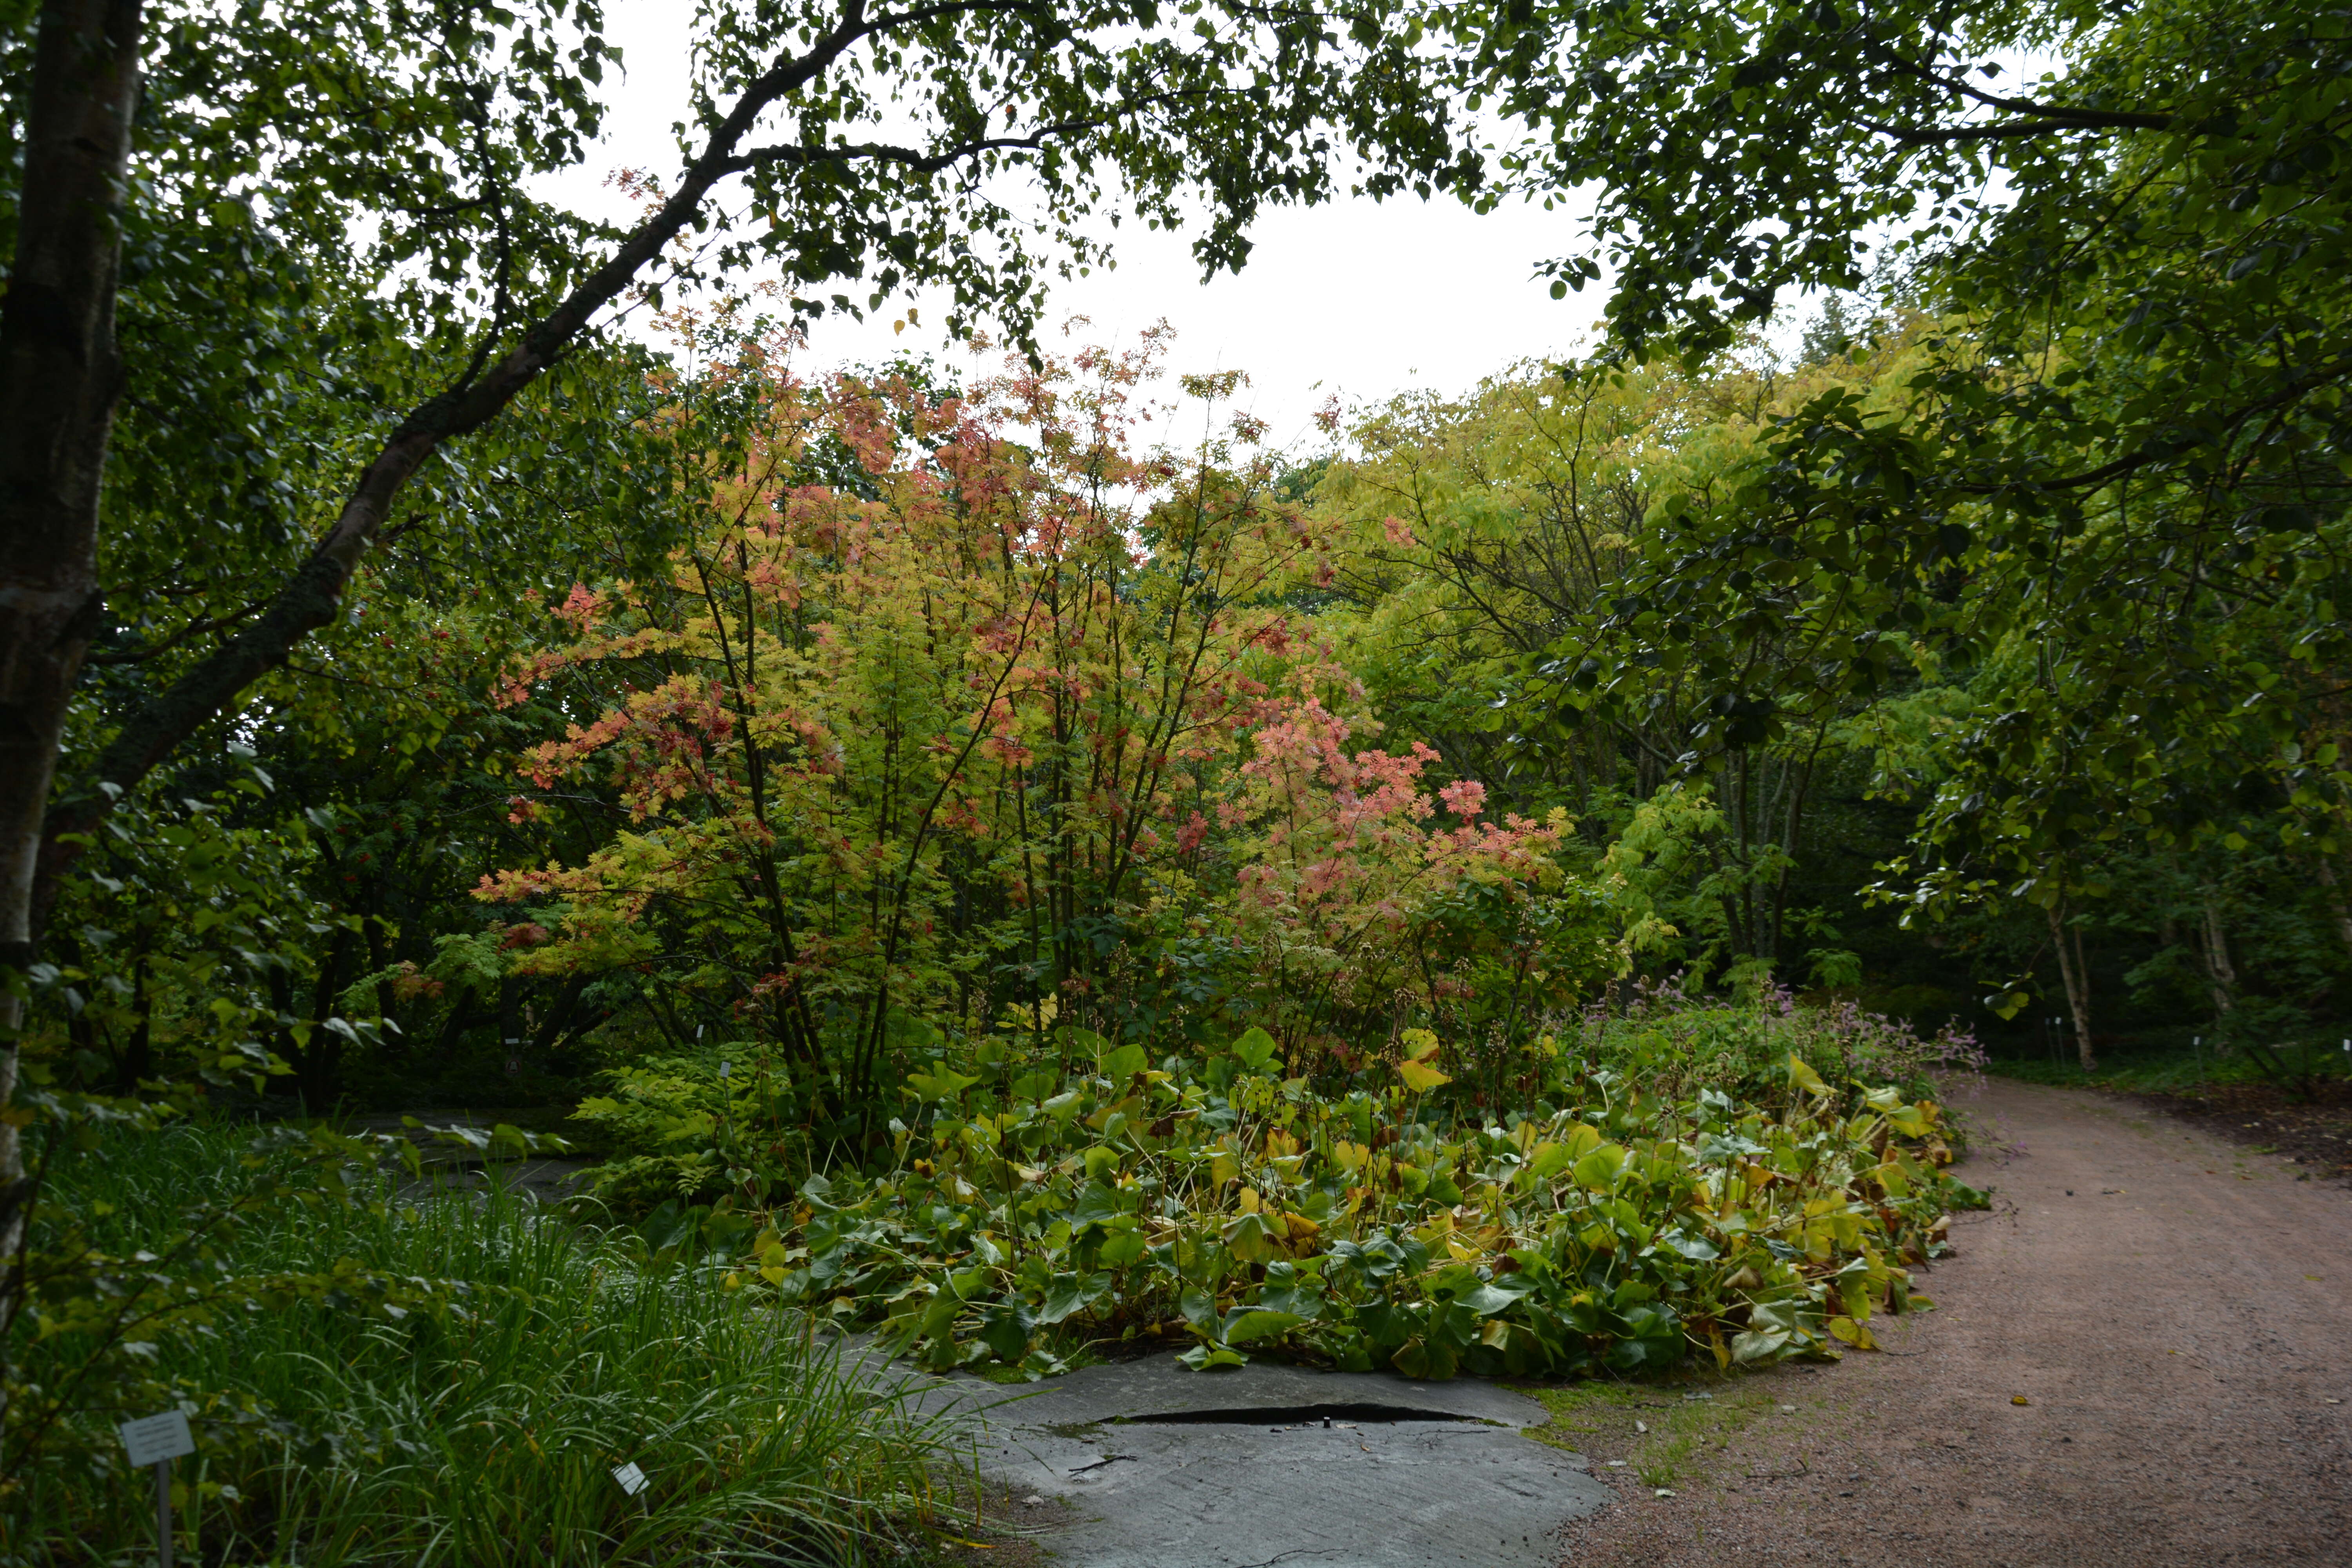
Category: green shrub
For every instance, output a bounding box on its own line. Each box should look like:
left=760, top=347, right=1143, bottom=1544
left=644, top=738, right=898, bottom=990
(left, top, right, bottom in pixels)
left=568, top=1053, right=802, bottom=1216
left=1573, top=983, right=1985, bottom=1105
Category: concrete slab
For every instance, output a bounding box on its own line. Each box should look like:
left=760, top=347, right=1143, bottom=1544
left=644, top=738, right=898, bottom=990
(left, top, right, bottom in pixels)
left=904, top=1354, right=1614, bottom=1568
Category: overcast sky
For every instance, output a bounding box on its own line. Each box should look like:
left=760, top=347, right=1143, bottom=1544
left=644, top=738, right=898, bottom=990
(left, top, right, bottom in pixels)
left=539, top=4, right=1614, bottom=449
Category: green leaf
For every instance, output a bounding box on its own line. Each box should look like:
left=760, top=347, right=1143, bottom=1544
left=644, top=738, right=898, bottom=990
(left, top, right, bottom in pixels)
left=1523, top=1142, right=1574, bottom=1181
left=905, top=1068, right=982, bottom=1102
left=1221, top=1308, right=1306, bottom=1345
left=1230, top=1027, right=1278, bottom=1072
left=980, top=1300, right=1036, bottom=1361
left=1571, top=1143, right=1627, bottom=1190
left=1222, top=1211, right=1278, bottom=1264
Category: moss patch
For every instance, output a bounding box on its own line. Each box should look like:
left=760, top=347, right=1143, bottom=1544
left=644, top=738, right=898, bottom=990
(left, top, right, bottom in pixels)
left=1513, top=1372, right=1816, bottom=1490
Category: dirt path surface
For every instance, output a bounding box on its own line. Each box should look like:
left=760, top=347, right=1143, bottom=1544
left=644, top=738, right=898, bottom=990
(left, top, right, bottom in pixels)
left=1555, top=1077, right=2352, bottom=1568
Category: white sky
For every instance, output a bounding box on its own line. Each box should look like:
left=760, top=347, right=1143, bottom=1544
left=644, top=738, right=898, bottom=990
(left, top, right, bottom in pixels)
left=542, top=3, right=1612, bottom=450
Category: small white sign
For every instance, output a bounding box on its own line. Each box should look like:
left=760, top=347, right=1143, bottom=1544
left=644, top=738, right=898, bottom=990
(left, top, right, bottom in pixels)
left=719, top=1061, right=730, bottom=1080
left=611, top=1461, right=648, bottom=1496
left=119, top=1410, right=195, bottom=1467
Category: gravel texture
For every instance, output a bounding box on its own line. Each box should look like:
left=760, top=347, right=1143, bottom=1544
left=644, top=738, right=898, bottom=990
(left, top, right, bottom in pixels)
left=1552, top=1076, right=2352, bottom=1567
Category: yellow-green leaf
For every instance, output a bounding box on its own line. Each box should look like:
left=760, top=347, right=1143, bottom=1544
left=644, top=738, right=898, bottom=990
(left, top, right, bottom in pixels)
left=1787, top=1053, right=1829, bottom=1095
left=1397, top=1057, right=1451, bottom=1093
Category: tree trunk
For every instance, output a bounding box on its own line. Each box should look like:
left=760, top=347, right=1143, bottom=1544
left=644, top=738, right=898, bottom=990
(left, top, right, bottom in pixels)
left=24, top=4, right=897, bottom=940
left=111, top=949, right=152, bottom=1092
left=0, top=0, right=146, bottom=1284
left=2198, top=894, right=2238, bottom=1018
left=2312, top=858, right=2352, bottom=963
left=2047, top=900, right=2095, bottom=1071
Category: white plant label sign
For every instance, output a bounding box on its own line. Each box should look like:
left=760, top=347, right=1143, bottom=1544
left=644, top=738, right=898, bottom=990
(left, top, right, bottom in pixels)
left=119, top=1411, right=195, bottom=1467
left=611, top=1461, right=648, bottom=1496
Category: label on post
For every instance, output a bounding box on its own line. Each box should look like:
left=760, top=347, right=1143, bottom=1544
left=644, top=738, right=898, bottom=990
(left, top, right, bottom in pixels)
left=119, top=1410, right=195, bottom=1467
left=611, top=1461, right=648, bottom=1496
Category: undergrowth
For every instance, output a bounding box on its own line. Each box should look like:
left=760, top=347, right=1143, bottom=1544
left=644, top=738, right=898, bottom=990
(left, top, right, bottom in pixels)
left=706, top=1004, right=1985, bottom=1383
left=5, top=1124, right=952, bottom=1567
left=1989, top=1036, right=2352, bottom=1097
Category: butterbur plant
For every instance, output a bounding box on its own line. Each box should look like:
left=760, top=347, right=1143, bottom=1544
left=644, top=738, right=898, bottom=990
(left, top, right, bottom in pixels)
left=744, top=1014, right=1977, bottom=1383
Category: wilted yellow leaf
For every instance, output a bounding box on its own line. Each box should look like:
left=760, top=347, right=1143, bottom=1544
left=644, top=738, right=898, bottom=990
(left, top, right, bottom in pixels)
left=1787, top=1053, right=1829, bottom=1095
left=1828, top=1315, right=1878, bottom=1350
left=1397, top=1057, right=1451, bottom=1093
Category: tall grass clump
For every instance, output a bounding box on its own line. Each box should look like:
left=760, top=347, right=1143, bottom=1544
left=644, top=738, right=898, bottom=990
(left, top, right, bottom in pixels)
left=4, top=1122, right=955, bottom=1566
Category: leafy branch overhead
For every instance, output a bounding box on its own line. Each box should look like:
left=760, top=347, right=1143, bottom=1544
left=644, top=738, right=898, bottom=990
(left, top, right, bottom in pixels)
left=9, top=0, right=1475, bottom=943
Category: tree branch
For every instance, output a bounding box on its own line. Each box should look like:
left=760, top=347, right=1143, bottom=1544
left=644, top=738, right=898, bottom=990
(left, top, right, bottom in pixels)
left=31, top=0, right=898, bottom=936
left=1858, top=38, right=2174, bottom=131
left=1859, top=115, right=2142, bottom=148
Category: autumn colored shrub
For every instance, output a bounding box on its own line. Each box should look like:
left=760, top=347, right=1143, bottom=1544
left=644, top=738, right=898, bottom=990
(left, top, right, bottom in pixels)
left=479, top=331, right=1620, bottom=1132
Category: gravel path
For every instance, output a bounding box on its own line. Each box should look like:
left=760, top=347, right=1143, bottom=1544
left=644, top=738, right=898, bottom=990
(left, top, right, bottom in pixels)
left=1555, top=1077, right=2352, bottom=1567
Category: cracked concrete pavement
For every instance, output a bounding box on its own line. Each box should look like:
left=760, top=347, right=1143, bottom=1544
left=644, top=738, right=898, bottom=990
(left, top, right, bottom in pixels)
left=896, top=1355, right=1612, bottom=1568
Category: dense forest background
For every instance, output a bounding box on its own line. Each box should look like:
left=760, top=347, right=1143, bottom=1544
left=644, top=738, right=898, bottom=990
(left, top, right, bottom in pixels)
left=35, top=297, right=2351, bottom=1125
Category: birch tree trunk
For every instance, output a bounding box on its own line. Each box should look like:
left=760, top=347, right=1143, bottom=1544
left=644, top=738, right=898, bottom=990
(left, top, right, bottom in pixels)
left=2198, top=895, right=2238, bottom=1018
left=2047, top=900, right=2095, bottom=1071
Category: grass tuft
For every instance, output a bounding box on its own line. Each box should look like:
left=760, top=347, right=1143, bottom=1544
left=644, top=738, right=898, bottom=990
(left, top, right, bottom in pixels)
left=7, top=1122, right=959, bottom=1566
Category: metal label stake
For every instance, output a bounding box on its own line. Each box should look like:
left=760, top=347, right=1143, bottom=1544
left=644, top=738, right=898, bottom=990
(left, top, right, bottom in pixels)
left=119, top=1410, right=196, bottom=1568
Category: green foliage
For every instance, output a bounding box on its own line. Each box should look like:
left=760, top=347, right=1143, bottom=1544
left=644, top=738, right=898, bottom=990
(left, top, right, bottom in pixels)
left=734, top=1010, right=1974, bottom=1383
left=1993, top=1029, right=2352, bottom=1097
left=6, top=1122, right=946, bottom=1566
left=1575, top=985, right=1983, bottom=1107
left=1465, top=0, right=2352, bottom=900
left=1311, top=350, right=1915, bottom=986
left=569, top=1051, right=803, bottom=1212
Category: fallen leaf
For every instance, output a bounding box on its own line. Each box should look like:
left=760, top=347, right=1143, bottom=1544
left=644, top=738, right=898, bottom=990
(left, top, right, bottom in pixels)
left=2011, top=1395, right=2031, bottom=1406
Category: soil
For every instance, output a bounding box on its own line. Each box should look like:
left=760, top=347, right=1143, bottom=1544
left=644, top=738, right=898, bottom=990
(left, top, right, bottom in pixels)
left=1550, top=1076, right=2352, bottom=1567
left=2122, top=1076, right=2352, bottom=1183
